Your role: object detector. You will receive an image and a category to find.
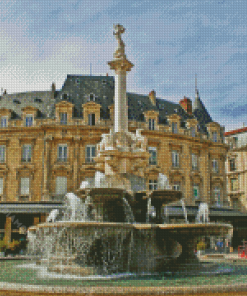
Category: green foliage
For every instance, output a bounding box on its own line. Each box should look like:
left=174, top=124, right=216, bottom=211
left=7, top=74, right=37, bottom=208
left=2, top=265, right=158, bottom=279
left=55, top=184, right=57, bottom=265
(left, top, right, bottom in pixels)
left=0, top=240, right=7, bottom=252
left=197, top=241, right=206, bottom=251
left=8, top=239, right=21, bottom=251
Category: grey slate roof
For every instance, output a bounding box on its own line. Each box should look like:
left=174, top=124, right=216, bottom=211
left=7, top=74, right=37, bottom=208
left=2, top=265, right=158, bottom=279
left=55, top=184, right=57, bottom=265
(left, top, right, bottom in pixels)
left=192, top=90, right=212, bottom=133
left=0, top=91, right=55, bottom=119
left=0, top=75, right=213, bottom=132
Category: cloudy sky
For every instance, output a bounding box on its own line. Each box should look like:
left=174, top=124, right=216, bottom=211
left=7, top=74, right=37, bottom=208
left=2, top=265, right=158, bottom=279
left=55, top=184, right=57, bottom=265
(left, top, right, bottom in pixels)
left=0, top=0, right=246, bottom=131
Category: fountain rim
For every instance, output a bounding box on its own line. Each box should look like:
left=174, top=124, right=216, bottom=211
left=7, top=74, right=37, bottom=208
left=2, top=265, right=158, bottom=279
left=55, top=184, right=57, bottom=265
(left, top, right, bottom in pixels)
left=28, top=221, right=233, bottom=232
left=0, top=280, right=247, bottom=295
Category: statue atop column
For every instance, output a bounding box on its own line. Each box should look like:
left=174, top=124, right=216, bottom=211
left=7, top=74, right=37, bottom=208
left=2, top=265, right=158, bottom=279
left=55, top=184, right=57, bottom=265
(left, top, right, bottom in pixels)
left=113, top=24, right=126, bottom=60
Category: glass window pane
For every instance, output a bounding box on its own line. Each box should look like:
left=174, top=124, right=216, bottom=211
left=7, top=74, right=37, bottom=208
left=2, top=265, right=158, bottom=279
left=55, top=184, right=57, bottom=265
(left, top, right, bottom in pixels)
left=21, top=178, right=30, bottom=195
left=56, top=177, right=67, bottom=195
left=0, top=178, right=3, bottom=194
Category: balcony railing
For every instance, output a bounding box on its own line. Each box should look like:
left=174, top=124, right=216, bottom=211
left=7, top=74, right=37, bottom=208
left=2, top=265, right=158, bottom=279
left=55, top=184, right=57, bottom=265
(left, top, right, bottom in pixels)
left=50, top=194, right=65, bottom=202
left=19, top=195, right=30, bottom=202
left=85, top=158, right=95, bottom=164
left=21, top=158, right=31, bottom=163
left=57, top=157, right=68, bottom=162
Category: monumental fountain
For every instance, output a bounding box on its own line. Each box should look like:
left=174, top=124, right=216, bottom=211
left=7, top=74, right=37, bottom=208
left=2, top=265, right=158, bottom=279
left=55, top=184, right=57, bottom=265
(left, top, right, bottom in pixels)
left=0, top=25, right=237, bottom=295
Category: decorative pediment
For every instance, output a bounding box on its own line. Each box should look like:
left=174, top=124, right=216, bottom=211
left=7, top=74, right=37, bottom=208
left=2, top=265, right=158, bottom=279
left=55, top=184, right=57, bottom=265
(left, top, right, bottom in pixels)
left=166, top=114, right=181, bottom=121
left=55, top=101, right=74, bottom=108
left=206, top=121, right=221, bottom=129
left=0, top=108, right=12, bottom=117
left=52, top=163, right=72, bottom=176
left=143, top=110, right=159, bottom=118
left=21, top=106, right=39, bottom=112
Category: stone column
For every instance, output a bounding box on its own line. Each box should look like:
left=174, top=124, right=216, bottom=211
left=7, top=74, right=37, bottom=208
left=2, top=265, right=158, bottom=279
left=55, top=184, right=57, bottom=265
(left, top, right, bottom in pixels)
left=42, top=138, right=51, bottom=200
left=108, top=24, right=134, bottom=134
left=33, top=216, right=40, bottom=226
left=4, top=217, right=11, bottom=245
left=73, top=138, right=80, bottom=190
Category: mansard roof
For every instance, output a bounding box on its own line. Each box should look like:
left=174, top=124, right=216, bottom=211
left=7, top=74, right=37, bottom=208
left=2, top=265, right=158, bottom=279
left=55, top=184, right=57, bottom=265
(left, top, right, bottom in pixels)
left=0, top=75, right=213, bottom=133
left=0, top=91, right=55, bottom=119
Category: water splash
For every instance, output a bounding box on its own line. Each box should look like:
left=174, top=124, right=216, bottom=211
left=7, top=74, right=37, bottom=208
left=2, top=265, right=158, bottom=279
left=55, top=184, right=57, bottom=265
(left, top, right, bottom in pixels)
left=180, top=198, right=188, bottom=224
left=122, top=197, right=135, bottom=223
left=196, top=203, right=209, bottom=223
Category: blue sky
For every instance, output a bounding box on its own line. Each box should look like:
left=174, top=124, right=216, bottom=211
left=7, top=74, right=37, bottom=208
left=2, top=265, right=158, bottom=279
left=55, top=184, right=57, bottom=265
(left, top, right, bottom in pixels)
left=0, top=0, right=246, bottom=131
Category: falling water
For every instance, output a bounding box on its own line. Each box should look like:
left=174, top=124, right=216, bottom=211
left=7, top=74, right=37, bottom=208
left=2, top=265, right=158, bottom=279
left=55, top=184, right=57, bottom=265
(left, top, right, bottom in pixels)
left=146, top=198, right=152, bottom=223
left=165, top=206, right=169, bottom=223
left=122, top=197, right=135, bottom=223
left=180, top=198, right=189, bottom=224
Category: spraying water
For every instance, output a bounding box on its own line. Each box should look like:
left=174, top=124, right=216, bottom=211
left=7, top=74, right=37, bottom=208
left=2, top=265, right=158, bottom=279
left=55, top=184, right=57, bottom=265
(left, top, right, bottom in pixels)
left=122, top=197, right=135, bottom=223
left=180, top=198, right=188, bottom=224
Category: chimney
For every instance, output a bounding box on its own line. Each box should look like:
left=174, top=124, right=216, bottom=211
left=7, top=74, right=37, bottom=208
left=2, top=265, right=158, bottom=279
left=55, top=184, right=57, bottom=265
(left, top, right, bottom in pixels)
left=149, top=90, right=156, bottom=105
left=3, top=89, right=7, bottom=95
left=179, top=96, right=192, bottom=115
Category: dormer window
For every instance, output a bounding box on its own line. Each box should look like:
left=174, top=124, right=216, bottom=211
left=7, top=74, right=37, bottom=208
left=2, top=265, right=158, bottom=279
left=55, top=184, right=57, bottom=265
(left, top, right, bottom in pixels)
left=1, top=117, right=7, bottom=127
left=172, top=122, right=178, bottom=134
left=212, top=132, right=218, bottom=143
left=60, top=112, right=67, bottom=125
left=191, top=126, right=196, bottom=137
left=25, top=115, right=33, bottom=127
left=61, top=93, right=68, bottom=100
left=88, top=113, right=95, bottom=126
left=34, top=97, right=42, bottom=103
left=149, top=119, right=155, bottom=130
left=89, top=93, right=95, bottom=102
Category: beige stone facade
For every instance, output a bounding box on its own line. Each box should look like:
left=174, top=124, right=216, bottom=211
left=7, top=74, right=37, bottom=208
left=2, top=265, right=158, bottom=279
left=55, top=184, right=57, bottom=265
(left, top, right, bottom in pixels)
left=225, top=128, right=247, bottom=212
left=0, top=102, right=228, bottom=204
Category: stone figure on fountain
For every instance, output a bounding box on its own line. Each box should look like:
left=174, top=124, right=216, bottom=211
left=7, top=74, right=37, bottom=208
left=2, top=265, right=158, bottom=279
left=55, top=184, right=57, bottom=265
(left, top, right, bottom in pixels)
left=113, top=24, right=126, bottom=60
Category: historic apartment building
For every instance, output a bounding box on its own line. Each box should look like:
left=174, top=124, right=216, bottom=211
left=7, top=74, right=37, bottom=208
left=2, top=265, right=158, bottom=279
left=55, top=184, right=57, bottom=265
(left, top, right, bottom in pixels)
left=225, top=127, right=247, bottom=212
left=0, top=75, right=229, bottom=242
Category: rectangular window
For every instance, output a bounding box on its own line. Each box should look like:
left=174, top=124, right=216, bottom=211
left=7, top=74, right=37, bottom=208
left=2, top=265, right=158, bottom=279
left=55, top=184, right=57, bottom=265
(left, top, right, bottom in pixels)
left=149, top=179, right=157, bottom=190
left=172, top=122, right=178, bottom=134
left=57, top=144, right=67, bottom=162
left=0, top=178, right=3, bottom=195
left=149, top=147, right=157, bottom=165
left=56, top=176, right=67, bottom=195
left=86, top=145, right=96, bottom=163
left=173, top=182, right=180, bottom=191
left=229, top=159, right=236, bottom=171
left=191, top=126, right=196, bottom=137
left=232, top=199, right=238, bottom=210
left=214, top=187, right=221, bottom=206
left=22, top=144, right=31, bottom=162
left=193, top=184, right=200, bottom=199
left=212, top=132, right=217, bottom=143
left=1, top=117, right=7, bottom=127
left=149, top=119, right=155, bottom=130
left=88, top=113, right=95, bottom=126
left=21, top=177, right=30, bottom=195
left=233, top=137, right=238, bottom=148
left=230, top=178, right=238, bottom=191
left=60, top=113, right=67, bottom=125
left=212, top=159, right=219, bottom=173
left=25, top=115, right=33, bottom=127
left=172, top=150, right=179, bottom=168
left=192, top=153, right=198, bottom=170
left=0, top=145, right=5, bottom=163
